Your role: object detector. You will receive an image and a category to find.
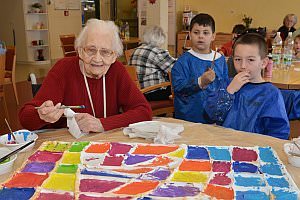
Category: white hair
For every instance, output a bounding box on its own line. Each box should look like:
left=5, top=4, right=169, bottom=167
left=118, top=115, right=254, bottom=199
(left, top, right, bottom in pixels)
left=142, top=25, right=166, bottom=47
left=75, top=19, right=123, bottom=57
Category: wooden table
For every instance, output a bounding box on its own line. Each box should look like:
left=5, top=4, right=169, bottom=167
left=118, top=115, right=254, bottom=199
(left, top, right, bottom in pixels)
left=1, top=118, right=299, bottom=188
left=122, top=37, right=140, bottom=50
left=264, top=62, right=300, bottom=89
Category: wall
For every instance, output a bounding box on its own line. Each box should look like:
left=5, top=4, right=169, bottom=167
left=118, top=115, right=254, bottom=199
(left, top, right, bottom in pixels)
left=47, top=1, right=82, bottom=60
left=0, top=0, right=28, bottom=62
left=176, top=0, right=300, bottom=33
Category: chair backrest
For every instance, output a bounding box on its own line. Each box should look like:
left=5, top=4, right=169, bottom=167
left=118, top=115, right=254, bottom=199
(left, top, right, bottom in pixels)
left=5, top=46, right=16, bottom=72
left=125, top=65, right=140, bottom=89
left=124, top=48, right=135, bottom=64
left=59, top=34, right=77, bottom=57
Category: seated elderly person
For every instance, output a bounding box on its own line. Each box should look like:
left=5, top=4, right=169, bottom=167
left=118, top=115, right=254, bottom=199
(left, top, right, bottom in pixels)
left=19, top=19, right=152, bottom=133
left=129, top=25, right=176, bottom=101
left=277, top=14, right=297, bottom=41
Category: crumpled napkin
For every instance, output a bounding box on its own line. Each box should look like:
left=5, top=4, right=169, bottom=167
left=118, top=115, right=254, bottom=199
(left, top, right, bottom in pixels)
left=64, top=108, right=87, bottom=139
left=123, top=121, right=184, bottom=144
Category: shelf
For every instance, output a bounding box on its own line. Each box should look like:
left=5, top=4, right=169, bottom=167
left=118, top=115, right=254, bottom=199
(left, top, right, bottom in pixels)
left=26, top=29, right=48, bottom=31
left=29, top=45, right=49, bottom=48
left=26, top=12, right=48, bottom=15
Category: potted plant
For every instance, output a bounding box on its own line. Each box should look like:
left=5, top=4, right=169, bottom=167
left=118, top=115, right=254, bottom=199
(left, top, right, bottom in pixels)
left=31, top=3, right=43, bottom=13
left=242, top=14, right=253, bottom=28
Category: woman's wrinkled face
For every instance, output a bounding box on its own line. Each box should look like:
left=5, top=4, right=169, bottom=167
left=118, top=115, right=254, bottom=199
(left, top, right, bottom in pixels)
left=285, top=16, right=295, bottom=29
left=79, top=30, right=117, bottom=79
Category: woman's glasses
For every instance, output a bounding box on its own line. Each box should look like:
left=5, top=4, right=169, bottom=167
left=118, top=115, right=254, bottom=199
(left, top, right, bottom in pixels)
left=83, top=46, right=115, bottom=58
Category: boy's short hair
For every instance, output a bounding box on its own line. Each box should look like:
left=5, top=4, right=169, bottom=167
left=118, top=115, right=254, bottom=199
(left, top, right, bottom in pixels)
left=190, top=13, right=215, bottom=33
left=232, top=24, right=246, bottom=35
left=294, top=34, right=300, bottom=40
left=233, top=33, right=268, bottom=58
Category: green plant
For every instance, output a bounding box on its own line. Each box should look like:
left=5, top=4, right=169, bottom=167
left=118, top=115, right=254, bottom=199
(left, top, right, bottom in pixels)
left=242, top=14, right=253, bottom=28
left=31, top=3, right=42, bottom=9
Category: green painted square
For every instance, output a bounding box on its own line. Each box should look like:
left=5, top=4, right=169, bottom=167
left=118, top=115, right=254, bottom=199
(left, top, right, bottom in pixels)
left=56, top=164, right=78, bottom=174
left=69, top=141, right=90, bottom=152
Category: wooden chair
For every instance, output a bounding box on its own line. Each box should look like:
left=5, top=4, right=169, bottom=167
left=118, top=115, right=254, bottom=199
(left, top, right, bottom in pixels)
left=59, top=34, right=77, bottom=57
left=125, top=65, right=174, bottom=116
left=4, top=46, right=18, bottom=105
left=211, top=32, right=232, bottom=50
left=124, top=48, right=135, bottom=64
left=0, top=53, right=9, bottom=121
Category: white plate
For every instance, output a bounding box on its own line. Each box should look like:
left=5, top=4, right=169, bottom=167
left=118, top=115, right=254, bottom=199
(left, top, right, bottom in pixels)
left=0, top=147, right=17, bottom=175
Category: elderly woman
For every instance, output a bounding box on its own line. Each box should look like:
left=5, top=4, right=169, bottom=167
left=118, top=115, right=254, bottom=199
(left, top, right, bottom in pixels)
left=19, top=19, right=152, bottom=132
left=278, top=14, right=297, bottom=41
left=129, top=25, right=176, bottom=101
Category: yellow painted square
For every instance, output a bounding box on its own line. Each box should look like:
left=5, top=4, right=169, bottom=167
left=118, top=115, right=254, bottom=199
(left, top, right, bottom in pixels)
left=61, top=152, right=81, bottom=164
left=168, top=148, right=185, bottom=158
left=171, top=171, right=208, bottom=183
left=43, top=173, right=76, bottom=191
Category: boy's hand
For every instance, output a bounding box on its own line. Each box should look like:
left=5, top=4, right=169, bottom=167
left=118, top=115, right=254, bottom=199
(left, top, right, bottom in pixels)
left=199, top=68, right=216, bottom=89
left=227, top=71, right=250, bottom=94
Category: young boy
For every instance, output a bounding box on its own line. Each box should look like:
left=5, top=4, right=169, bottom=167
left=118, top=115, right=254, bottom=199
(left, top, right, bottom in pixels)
left=205, top=33, right=290, bottom=139
left=171, top=13, right=229, bottom=123
left=294, top=34, right=300, bottom=59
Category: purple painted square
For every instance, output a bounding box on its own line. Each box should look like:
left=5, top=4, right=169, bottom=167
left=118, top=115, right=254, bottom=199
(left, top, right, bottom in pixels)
left=22, top=162, right=55, bottom=173
left=79, top=179, right=125, bottom=193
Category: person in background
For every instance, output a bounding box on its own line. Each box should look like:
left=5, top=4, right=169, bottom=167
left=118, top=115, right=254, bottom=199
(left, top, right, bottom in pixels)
left=171, top=13, right=229, bottom=123
left=129, top=25, right=176, bottom=101
left=218, top=24, right=246, bottom=57
left=294, top=34, right=300, bottom=59
left=278, top=14, right=297, bottom=41
left=19, top=19, right=152, bottom=133
left=205, top=33, right=289, bottom=140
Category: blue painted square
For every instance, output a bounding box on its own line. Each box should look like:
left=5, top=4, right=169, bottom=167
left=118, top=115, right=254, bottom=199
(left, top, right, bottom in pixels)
left=208, top=147, right=231, bottom=161
left=0, top=188, right=35, bottom=200
left=260, top=164, right=282, bottom=176
left=232, top=162, right=258, bottom=173
left=258, top=147, right=277, bottom=163
left=267, top=177, right=289, bottom=188
left=234, top=175, right=266, bottom=187
left=236, top=190, right=269, bottom=200
left=271, top=189, right=298, bottom=200
left=186, top=146, right=209, bottom=160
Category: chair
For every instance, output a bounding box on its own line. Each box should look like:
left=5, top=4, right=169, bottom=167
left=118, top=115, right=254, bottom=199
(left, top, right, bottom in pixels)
left=124, top=48, right=135, bottom=64
left=125, top=65, right=174, bottom=116
left=59, top=34, right=77, bottom=57
left=0, top=53, right=9, bottom=121
left=4, top=46, right=18, bottom=105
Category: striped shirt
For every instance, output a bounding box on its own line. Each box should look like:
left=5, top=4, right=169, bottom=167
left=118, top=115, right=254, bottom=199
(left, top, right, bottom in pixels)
left=129, top=44, right=176, bottom=88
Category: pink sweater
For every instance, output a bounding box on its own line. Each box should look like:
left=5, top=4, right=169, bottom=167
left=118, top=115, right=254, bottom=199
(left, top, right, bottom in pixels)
left=19, top=56, right=152, bottom=131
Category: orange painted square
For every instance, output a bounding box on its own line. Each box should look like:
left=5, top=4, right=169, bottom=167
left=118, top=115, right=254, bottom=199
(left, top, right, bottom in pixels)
left=114, top=180, right=159, bottom=195
left=85, top=143, right=110, bottom=153
left=204, top=184, right=234, bottom=199
left=132, top=145, right=179, bottom=155
left=179, top=160, right=211, bottom=171
left=4, top=173, right=48, bottom=188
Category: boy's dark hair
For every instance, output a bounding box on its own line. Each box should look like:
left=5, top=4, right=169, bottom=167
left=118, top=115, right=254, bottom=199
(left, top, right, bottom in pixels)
left=233, top=33, right=268, bottom=58
left=244, top=27, right=267, bottom=38
left=190, top=13, right=215, bottom=33
left=232, top=24, right=246, bottom=35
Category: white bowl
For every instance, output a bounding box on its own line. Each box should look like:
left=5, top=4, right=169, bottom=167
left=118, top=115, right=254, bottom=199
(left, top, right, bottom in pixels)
left=284, top=142, right=300, bottom=168
left=0, top=147, right=17, bottom=175
left=0, top=129, right=38, bottom=152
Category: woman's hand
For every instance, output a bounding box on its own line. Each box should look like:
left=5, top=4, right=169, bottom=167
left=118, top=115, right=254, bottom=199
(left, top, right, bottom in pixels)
left=227, top=71, right=250, bottom=94
left=37, top=100, right=64, bottom=123
left=75, top=113, right=104, bottom=133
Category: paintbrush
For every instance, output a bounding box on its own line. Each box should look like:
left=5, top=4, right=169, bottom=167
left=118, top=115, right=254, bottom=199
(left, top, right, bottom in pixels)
left=293, top=140, right=300, bottom=151
left=35, top=105, right=85, bottom=110
left=0, top=140, right=34, bottom=163
left=210, top=48, right=218, bottom=70
left=4, top=118, right=17, bottom=143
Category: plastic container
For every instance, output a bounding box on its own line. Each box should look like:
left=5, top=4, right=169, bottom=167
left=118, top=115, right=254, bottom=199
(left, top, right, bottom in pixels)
left=284, top=141, right=300, bottom=168
left=0, top=129, right=38, bottom=152
left=283, top=32, right=294, bottom=70
left=0, top=147, right=17, bottom=175
left=272, top=32, right=282, bottom=69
